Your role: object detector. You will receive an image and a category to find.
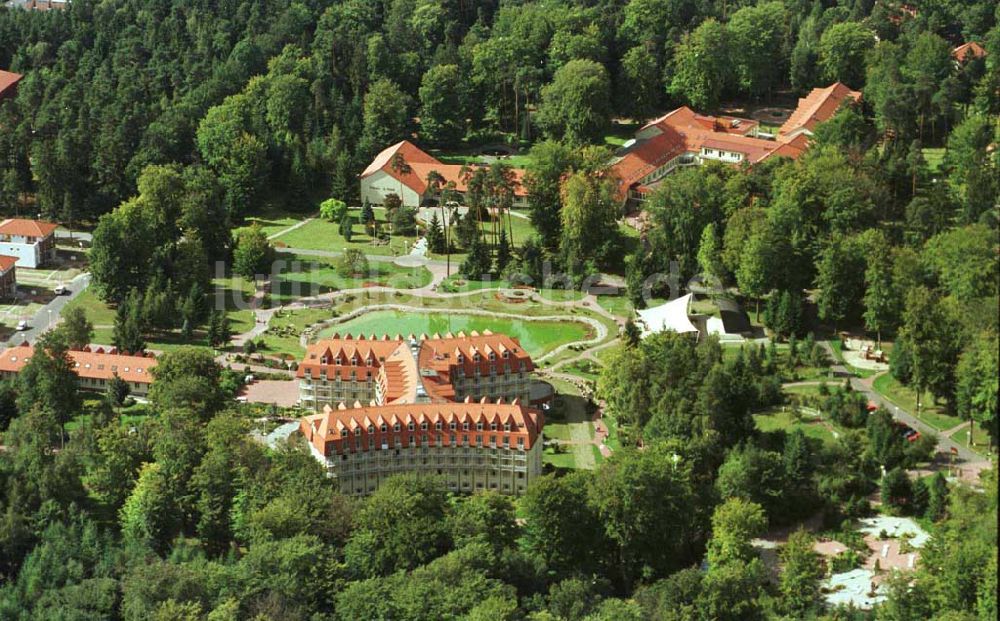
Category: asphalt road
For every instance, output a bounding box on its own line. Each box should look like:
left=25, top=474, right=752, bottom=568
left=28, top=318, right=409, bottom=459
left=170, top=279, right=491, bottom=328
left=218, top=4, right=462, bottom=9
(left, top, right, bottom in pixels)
left=821, top=342, right=982, bottom=465
left=5, top=272, right=91, bottom=347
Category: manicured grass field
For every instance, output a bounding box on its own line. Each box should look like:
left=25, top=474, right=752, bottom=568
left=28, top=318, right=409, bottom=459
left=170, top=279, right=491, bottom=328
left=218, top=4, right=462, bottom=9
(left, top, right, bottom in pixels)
left=273, top=209, right=419, bottom=256
left=543, top=423, right=572, bottom=441
left=754, top=408, right=838, bottom=446
left=62, top=288, right=118, bottom=327
left=543, top=448, right=577, bottom=470
left=270, top=255, right=432, bottom=303
left=872, top=373, right=963, bottom=432
left=320, top=309, right=590, bottom=357
left=595, top=295, right=634, bottom=318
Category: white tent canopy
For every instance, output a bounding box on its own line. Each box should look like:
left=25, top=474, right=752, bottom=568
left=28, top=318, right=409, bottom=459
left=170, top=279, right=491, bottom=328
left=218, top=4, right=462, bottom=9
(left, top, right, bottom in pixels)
left=637, top=294, right=698, bottom=336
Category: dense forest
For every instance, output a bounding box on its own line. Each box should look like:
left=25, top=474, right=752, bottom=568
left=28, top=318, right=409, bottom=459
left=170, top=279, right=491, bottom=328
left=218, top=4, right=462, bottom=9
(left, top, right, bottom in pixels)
left=0, top=0, right=998, bottom=619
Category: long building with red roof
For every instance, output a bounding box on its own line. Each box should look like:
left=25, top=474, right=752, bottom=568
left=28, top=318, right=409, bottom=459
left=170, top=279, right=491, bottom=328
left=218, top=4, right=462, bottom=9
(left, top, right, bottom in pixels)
left=609, top=82, right=860, bottom=204
left=296, top=330, right=543, bottom=495
left=0, top=342, right=158, bottom=396
left=359, top=140, right=528, bottom=209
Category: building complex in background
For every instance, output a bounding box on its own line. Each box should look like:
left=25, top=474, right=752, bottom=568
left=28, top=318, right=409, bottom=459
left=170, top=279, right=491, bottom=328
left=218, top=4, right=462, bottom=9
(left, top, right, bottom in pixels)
left=297, top=331, right=545, bottom=495
left=0, top=342, right=158, bottom=397
left=610, top=82, right=861, bottom=205
left=359, top=140, right=528, bottom=208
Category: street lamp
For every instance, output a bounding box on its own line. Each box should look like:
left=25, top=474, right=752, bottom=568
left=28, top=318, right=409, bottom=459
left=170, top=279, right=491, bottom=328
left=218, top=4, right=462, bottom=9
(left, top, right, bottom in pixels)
left=47, top=309, right=52, bottom=330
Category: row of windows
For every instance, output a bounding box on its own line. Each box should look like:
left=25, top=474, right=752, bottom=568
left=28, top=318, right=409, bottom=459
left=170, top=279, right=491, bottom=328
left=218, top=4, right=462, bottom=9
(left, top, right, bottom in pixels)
left=341, top=419, right=519, bottom=435
left=338, top=434, right=525, bottom=451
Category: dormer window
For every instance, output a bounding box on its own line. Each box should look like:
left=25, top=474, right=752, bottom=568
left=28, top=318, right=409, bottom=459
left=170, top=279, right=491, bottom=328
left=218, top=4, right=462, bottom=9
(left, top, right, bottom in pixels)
left=341, top=429, right=349, bottom=437
left=408, top=423, right=415, bottom=431
left=490, top=423, right=497, bottom=431
left=450, top=422, right=457, bottom=431
left=394, top=423, right=401, bottom=432
left=502, top=351, right=510, bottom=359
left=463, top=422, right=469, bottom=430
left=504, top=423, right=511, bottom=432
left=476, top=422, right=483, bottom=431
left=335, top=357, right=342, bottom=366
left=421, top=422, right=428, bottom=430
left=457, top=353, right=464, bottom=363
left=488, top=352, right=496, bottom=361
left=367, top=425, right=375, bottom=434
left=473, top=353, right=481, bottom=362
left=354, top=428, right=362, bottom=436
left=380, top=424, right=387, bottom=433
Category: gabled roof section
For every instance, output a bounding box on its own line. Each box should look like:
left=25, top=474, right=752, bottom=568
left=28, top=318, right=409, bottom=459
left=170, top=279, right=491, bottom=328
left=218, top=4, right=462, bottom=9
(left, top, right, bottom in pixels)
left=0, top=255, right=17, bottom=272
left=952, top=42, right=986, bottom=63
left=0, top=218, right=59, bottom=238
left=0, top=70, right=22, bottom=99
left=778, top=82, right=861, bottom=137
left=362, top=140, right=529, bottom=197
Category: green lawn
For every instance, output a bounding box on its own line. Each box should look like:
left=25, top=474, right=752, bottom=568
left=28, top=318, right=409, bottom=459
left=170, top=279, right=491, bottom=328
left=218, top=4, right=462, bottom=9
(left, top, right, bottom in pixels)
left=544, top=423, right=572, bottom=442
left=782, top=383, right=829, bottom=397
left=323, top=310, right=591, bottom=358
left=431, top=152, right=535, bottom=168
left=595, top=295, right=635, bottom=318
left=543, top=447, right=577, bottom=469
left=273, top=209, right=419, bottom=256
left=62, top=289, right=118, bottom=327
left=270, top=254, right=432, bottom=303
left=872, top=374, right=963, bottom=432
left=604, top=122, right=639, bottom=148
left=563, top=359, right=603, bottom=382
left=754, top=408, right=838, bottom=446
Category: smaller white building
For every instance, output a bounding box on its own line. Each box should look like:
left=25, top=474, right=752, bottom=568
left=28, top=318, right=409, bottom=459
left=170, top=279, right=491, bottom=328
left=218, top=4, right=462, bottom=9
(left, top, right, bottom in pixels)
left=360, top=140, right=528, bottom=209
left=0, top=218, right=58, bottom=268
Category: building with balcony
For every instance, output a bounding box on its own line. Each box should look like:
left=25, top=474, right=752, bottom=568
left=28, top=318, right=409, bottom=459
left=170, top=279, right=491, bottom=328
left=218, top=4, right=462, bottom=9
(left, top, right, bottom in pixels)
left=300, top=400, right=544, bottom=496
left=296, top=330, right=545, bottom=495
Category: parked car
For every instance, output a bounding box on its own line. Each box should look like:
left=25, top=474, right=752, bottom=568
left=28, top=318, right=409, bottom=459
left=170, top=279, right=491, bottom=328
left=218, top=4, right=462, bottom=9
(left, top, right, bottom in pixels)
left=15, top=320, right=28, bottom=331
left=54, top=284, right=69, bottom=295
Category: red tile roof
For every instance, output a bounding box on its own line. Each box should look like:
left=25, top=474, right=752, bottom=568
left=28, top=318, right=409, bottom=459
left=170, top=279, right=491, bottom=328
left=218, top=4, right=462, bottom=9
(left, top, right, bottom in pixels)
left=778, top=82, right=861, bottom=137
left=300, top=400, right=544, bottom=456
left=952, top=42, right=986, bottom=63
left=298, top=330, right=535, bottom=404
left=610, top=106, right=787, bottom=199
left=361, top=140, right=527, bottom=197
left=0, top=343, right=157, bottom=384
left=0, top=255, right=17, bottom=273
left=0, top=218, right=59, bottom=238
left=417, top=331, right=534, bottom=402
left=0, top=70, right=22, bottom=100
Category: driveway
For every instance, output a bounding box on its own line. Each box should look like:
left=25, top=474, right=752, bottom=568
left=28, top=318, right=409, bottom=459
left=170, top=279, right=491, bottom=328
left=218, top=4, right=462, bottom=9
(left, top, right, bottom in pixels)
left=5, top=272, right=91, bottom=346
left=820, top=342, right=983, bottom=466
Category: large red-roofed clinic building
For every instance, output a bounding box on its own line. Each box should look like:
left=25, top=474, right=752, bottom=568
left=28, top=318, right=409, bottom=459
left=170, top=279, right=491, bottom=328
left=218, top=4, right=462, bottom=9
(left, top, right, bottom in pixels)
left=297, top=331, right=546, bottom=495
